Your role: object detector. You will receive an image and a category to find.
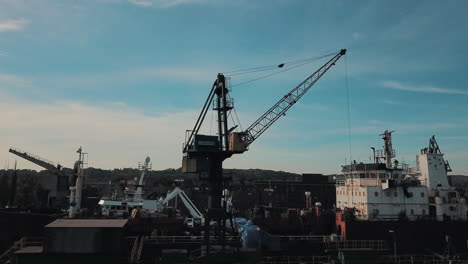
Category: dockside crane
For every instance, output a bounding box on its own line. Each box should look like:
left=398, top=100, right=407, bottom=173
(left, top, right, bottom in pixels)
left=9, top=147, right=87, bottom=218
left=182, top=49, right=346, bottom=251
left=9, top=147, right=67, bottom=177
left=9, top=148, right=69, bottom=198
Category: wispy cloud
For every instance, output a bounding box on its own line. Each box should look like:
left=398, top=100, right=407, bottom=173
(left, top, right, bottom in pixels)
left=0, top=95, right=198, bottom=170
left=0, top=18, right=29, bottom=32
left=0, top=73, right=32, bottom=87
left=139, top=66, right=216, bottom=81
left=381, top=80, right=468, bottom=95
left=0, top=51, right=7, bottom=56
left=127, top=0, right=200, bottom=8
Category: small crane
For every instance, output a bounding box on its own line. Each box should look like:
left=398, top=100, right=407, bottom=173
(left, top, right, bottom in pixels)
left=182, top=49, right=346, bottom=252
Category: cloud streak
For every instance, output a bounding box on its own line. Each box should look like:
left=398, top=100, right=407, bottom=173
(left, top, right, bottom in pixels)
left=0, top=18, right=29, bottom=32
left=0, top=95, right=199, bottom=170
left=381, top=80, right=468, bottom=95
left=127, top=0, right=200, bottom=8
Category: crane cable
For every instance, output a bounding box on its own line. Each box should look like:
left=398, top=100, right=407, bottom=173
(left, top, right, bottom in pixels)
left=230, top=56, right=329, bottom=88
left=223, top=52, right=335, bottom=75
left=224, top=52, right=337, bottom=88
left=345, top=55, right=353, bottom=165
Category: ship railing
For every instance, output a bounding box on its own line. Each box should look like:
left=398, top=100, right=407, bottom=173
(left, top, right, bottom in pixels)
left=359, top=178, right=381, bottom=187
left=391, top=254, right=467, bottom=263
left=325, top=239, right=387, bottom=251
left=276, top=235, right=341, bottom=243
left=0, top=237, right=45, bottom=264
left=140, top=235, right=240, bottom=245
left=262, top=255, right=332, bottom=264
left=9, top=147, right=61, bottom=168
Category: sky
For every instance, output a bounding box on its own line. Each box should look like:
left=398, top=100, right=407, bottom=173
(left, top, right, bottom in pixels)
left=1, top=0, right=468, bottom=175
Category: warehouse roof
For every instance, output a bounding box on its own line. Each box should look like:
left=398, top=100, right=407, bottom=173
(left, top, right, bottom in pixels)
left=45, top=219, right=128, bottom=228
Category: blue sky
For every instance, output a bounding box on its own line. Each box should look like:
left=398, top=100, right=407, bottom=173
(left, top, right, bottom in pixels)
left=1, top=0, right=468, bottom=175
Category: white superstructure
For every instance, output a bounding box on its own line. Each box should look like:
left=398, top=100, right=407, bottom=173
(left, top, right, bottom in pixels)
left=99, top=156, right=157, bottom=217
left=336, top=166, right=428, bottom=221
left=415, top=136, right=468, bottom=221
left=336, top=132, right=468, bottom=221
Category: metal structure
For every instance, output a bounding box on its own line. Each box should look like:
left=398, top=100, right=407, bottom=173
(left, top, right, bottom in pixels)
left=374, top=130, right=396, bottom=168
left=9, top=147, right=70, bottom=192
left=162, top=187, right=204, bottom=219
left=426, top=135, right=452, bottom=172
left=9, top=147, right=65, bottom=177
left=133, top=156, right=152, bottom=203
left=9, top=146, right=87, bottom=217
left=7, top=161, right=17, bottom=207
left=69, top=147, right=87, bottom=218
left=182, top=49, right=346, bottom=252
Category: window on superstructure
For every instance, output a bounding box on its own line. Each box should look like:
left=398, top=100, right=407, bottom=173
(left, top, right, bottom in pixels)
left=422, top=209, right=426, bottom=215
left=393, top=192, right=398, bottom=197
left=375, top=192, right=379, bottom=197
left=410, top=209, right=414, bottom=215
left=421, top=192, right=425, bottom=197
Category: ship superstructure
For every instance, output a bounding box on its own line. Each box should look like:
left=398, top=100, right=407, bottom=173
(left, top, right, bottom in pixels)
left=336, top=131, right=467, bottom=221
left=414, top=136, right=468, bottom=221
left=98, top=156, right=161, bottom=216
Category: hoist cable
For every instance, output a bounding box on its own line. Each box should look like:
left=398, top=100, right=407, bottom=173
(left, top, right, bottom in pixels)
left=223, top=52, right=336, bottom=75
left=345, top=55, right=353, bottom=165
left=230, top=58, right=318, bottom=88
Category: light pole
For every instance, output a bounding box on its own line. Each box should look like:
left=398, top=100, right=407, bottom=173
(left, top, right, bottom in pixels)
left=389, top=230, right=397, bottom=263
left=257, top=227, right=261, bottom=251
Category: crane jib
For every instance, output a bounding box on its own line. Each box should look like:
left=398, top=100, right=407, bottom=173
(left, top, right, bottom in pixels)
left=238, top=49, right=346, bottom=148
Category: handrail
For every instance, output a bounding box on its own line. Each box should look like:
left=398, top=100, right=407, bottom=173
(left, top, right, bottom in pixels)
left=0, top=237, right=45, bottom=263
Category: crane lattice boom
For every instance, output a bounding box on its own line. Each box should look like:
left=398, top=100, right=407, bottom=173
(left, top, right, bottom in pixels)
left=243, top=49, right=346, bottom=146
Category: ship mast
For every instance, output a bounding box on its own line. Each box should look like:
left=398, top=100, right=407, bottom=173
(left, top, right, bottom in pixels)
left=133, top=156, right=151, bottom=203
left=374, top=130, right=396, bottom=169
left=69, top=147, right=87, bottom=218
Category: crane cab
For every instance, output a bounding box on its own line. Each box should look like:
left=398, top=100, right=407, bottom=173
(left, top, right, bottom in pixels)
left=229, top=132, right=249, bottom=153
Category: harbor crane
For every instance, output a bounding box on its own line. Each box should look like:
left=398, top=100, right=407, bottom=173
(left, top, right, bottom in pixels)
left=9, top=147, right=70, bottom=204
left=182, top=49, right=346, bottom=251
left=9, top=147, right=87, bottom=218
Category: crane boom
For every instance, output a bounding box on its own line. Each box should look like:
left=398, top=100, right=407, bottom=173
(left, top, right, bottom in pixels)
left=9, top=147, right=65, bottom=176
left=242, top=49, right=346, bottom=146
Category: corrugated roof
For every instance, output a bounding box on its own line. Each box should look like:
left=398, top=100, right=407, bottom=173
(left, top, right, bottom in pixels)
left=45, top=219, right=128, bottom=228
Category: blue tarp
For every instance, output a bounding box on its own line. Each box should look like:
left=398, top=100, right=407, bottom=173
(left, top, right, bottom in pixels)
left=235, top=218, right=280, bottom=251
